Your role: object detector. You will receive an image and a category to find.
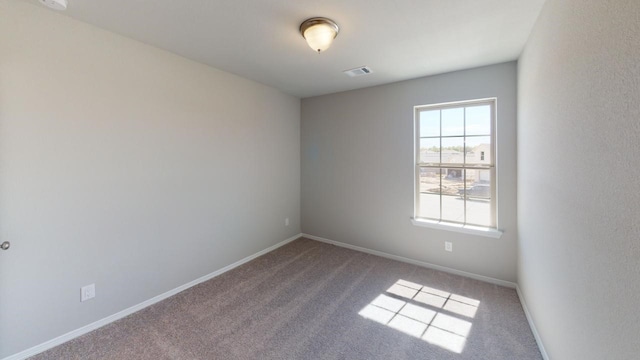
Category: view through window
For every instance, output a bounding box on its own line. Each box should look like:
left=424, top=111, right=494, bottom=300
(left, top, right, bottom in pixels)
left=414, top=99, right=496, bottom=228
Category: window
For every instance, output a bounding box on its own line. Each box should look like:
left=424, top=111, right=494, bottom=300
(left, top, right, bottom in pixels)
left=414, top=99, right=496, bottom=229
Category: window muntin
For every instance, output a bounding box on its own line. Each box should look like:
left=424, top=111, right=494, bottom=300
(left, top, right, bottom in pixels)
left=414, top=99, right=496, bottom=228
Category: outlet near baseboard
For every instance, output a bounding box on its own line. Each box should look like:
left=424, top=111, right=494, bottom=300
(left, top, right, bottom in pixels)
left=81, top=283, right=95, bottom=302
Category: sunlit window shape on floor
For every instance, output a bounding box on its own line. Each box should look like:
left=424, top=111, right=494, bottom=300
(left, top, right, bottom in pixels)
left=358, top=279, right=480, bottom=354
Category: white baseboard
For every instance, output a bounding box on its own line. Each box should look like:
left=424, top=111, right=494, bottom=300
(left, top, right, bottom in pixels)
left=516, top=285, right=549, bottom=360
left=2, top=233, right=302, bottom=360
left=302, top=233, right=517, bottom=289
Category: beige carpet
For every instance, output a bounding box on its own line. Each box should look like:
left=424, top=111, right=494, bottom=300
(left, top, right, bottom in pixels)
left=31, top=238, right=542, bottom=359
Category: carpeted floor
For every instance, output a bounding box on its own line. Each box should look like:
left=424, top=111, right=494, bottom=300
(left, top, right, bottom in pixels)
left=31, top=238, right=542, bottom=359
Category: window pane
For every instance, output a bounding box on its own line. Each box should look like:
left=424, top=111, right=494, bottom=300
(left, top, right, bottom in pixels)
left=419, top=138, right=440, bottom=164
left=418, top=193, right=441, bottom=220
left=415, top=99, right=495, bottom=228
left=465, top=105, right=491, bottom=136
left=441, top=137, right=464, bottom=164
left=420, top=110, right=440, bottom=137
left=418, top=167, right=441, bottom=220
left=465, top=136, right=491, bottom=165
left=442, top=108, right=464, bottom=136
left=464, top=170, right=491, bottom=227
left=441, top=168, right=465, bottom=223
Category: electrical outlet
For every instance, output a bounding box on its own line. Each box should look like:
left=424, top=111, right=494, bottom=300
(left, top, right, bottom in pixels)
left=445, top=241, right=453, bottom=252
left=285, top=218, right=289, bottom=227
left=81, top=283, right=95, bottom=302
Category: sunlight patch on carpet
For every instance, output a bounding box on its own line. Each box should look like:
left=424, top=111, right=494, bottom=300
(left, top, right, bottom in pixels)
left=358, top=279, right=480, bottom=354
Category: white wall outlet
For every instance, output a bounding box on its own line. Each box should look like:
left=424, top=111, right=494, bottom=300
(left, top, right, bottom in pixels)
left=81, top=283, right=95, bottom=302
left=285, top=217, right=289, bottom=227
left=445, top=241, right=453, bottom=252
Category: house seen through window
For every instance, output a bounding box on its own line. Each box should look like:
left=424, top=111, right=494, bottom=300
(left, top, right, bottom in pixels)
left=414, top=98, right=496, bottom=228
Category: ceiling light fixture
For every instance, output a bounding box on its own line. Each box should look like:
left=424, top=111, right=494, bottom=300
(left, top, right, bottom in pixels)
left=299, top=17, right=339, bottom=53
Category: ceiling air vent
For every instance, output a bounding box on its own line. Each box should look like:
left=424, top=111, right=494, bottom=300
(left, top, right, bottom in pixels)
left=39, top=0, right=68, bottom=10
left=343, top=66, right=373, bottom=77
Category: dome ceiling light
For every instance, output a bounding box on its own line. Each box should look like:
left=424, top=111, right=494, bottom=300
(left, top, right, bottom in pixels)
left=299, top=17, right=340, bottom=53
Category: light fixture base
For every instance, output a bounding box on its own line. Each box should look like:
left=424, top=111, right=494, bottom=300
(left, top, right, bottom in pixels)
left=299, top=17, right=340, bottom=36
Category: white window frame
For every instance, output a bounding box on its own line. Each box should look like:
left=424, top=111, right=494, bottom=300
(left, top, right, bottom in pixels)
left=412, top=98, right=502, bottom=238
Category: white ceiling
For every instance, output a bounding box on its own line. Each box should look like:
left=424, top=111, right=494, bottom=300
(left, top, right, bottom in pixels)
left=29, top=0, right=547, bottom=98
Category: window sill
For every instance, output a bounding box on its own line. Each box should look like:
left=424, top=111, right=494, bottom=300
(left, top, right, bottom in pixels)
left=410, top=218, right=503, bottom=239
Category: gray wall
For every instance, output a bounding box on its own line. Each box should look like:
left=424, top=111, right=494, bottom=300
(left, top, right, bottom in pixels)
left=0, top=1, right=300, bottom=357
left=301, top=62, right=518, bottom=283
left=518, top=0, right=640, bottom=359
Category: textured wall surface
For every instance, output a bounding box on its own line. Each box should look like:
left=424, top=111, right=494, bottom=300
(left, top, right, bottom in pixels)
left=301, top=63, right=518, bottom=283
left=518, top=0, right=640, bottom=358
left=0, top=1, right=300, bottom=357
